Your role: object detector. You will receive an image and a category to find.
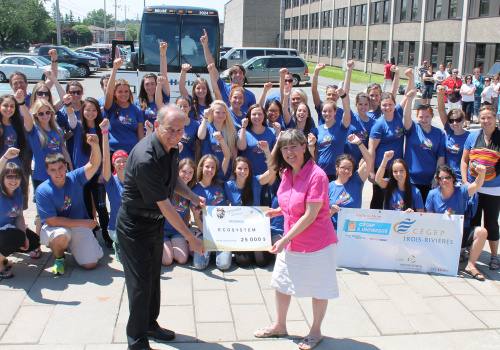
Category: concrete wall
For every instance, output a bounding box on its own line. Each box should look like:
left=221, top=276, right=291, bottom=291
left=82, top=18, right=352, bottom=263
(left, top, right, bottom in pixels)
left=223, top=0, right=245, bottom=47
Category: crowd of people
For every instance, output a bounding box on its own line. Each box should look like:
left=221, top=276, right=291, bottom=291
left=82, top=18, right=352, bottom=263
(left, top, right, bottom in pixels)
left=0, top=35, right=499, bottom=349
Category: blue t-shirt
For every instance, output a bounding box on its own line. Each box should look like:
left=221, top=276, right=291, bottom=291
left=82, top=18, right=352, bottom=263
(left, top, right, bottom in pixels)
left=224, top=176, right=262, bottom=206
left=36, top=167, right=89, bottom=222
left=134, top=91, right=170, bottom=127
left=369, top=104, right=405, bottom=168
left=0, top=187, right=22, bottom=227
left=366, top=109, right=381, bottom=120
left=179, top=118, right=200, bottom=161
left=97, top=96, right=105, bottom=107
left=217, top=78, right=256, bottom=114
left=269, top=180, right=283, bottom=234
left=311, top=116, right=348, bottom=175
left=238, top=127, right=276, bottom=175
left=188, top=95, right=208, bottom=121
left=164, top=196, right=190, bottom=232
left=473, top=76, right=485, bottom=97
left=425, top=185, right=469, bottom=215
left=385, top=185, right=424, bottom=211
left=229, top=108, right=245, bottom=129
left=265, top=91, right=281, bottom=105
left=201, top=123, right=232, bottom=180
left=27, top=125, right=65, bottom=182
left=344, top=111, right=376, bottom=164
left=70, top=122, right=101, bottom=170
left=103, top=174, right=124, bottom=231
left=316, top=99, right=344, bottom=125
left=444, top=124, right=469, bottom=182
left=2, top=124, right=21, bottom=166
left=56, top=106, right=79, bottom=165
left=464, top=130, right=500, bottom=188
left=404, top=121, right=446, bottom=185
left=191, top=183, right=226, bottom=207
left=104, top=102, right=144, bottom=153
left=328, top=172, right=364, bottom=230
left=24, top=93, right=32, bottom=109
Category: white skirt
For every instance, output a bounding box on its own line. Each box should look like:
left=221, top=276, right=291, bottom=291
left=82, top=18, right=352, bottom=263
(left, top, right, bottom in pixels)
left=271, top=243, right=339, bottom=299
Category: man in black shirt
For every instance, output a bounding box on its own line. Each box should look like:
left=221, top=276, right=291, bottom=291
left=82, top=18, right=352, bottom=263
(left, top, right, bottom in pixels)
left=116, top=105, right=205, bottom=350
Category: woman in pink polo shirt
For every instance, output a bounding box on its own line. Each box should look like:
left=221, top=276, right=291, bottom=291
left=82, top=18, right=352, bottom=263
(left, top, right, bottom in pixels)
left=254, top=129, right=338, bottom=350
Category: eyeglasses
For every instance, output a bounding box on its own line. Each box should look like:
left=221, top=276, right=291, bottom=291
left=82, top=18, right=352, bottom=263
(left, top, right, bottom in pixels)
left=285, top=79, right=294, bottom=83
left=68, top=90, right=83, bottom=95
left=267, top=108, right=280, bottom=114
left=5, top=175, right=21, bottom=180
left=438, top=176, right=452, bottom=181
left=448, top=117, right=463, bottom=124
left=339, top=166, right=353, bottom=171
left=114, top=161, right=127, bottom=165
left=326, top=85, right=339, bottom=90
left=485, top=79, right=491, bottom=82
left=417, top=104, right=431, bottom=110
left=36, top=110, right=52, bottom=117
left=280, top=145, right=301, bottom=153
left=36, top=91, right=50, bottom=97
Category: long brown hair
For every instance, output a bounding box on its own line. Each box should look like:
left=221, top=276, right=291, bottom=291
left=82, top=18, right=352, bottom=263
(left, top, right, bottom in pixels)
left=197, top=154, right=222, bottom=187
left=0, top=95, right=27, bottom=163
left=112, top=79, right=134, bottom=119
left=232, top=157, right=254, bottom=206
left=192, top=77, right=213, bottom=118
left=80, top=98, right=104, bottom=156
left=31, top=99, right=64, bottom=148
left=174, top=158, right=197, bottom=205
left=138, top=73, right=157, bottom=113
left=383, top=158, right=413, bottom=210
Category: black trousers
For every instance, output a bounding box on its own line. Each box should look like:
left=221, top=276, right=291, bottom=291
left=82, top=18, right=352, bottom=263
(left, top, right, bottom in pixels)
left=371, top=167, right=389, bottom=209
left=471, top=192, right=500, bottom=242
left=0, top=228, right=40, bottom=257
left=413, top=183, right=431, bottom=205
left=116, top=207, right=164, bottom=350
left=83, top=173, right=110, bottom=243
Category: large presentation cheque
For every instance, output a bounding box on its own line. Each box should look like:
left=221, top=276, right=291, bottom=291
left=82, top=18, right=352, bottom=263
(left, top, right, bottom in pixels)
left=337, top=209, right=463, bottom=276
left=203, top=206, right=271, bottom=251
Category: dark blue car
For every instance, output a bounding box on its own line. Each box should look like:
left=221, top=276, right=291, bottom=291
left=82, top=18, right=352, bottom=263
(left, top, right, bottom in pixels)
left=74, top=49, right=108, bottom=69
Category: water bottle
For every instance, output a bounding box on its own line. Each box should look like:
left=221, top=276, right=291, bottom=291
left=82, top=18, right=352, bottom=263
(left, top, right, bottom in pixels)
left=97, top=183, right=106, bottom=209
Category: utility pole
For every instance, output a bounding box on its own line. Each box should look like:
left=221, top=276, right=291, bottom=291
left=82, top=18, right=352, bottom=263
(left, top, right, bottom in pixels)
left=114, top=0, right=117, bottom=41
left=104, top=0, right=107, bottom=43
left=124, top=6, right=127, bottom=40
left=56, top=0, right=62, bottom=45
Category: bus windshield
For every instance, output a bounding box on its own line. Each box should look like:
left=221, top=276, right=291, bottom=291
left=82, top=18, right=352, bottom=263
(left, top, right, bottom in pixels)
left=140, top=12, right=219, bottom=73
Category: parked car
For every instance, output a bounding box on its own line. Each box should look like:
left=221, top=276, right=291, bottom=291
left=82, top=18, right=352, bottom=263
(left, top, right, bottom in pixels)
left=80, top=45, right=112, bottom=63
left=220, top=55, right=309, bottom=86
left=36, top=56, right=80, bottom=78
left=220, top=47, right=299, bottom=70
left=36, top=46, right=99, bottom=77
left=0, top=55, right=70, bottom=82
left=74, top=49, right=107, bottom=69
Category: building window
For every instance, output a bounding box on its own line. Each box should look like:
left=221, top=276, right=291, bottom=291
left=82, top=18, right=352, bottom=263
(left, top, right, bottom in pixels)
left=383, top=1, right=390, bottom=23
left=336, top=9, right=342, bottom=26
left=343, top=8, right=348, bottom=26
left=285, top=0, right=291, bottom=10
left=411, top=0, right=419, bottom=21
left=434, top=0, right=442, bottom=19
left=336, top=41, right=342, bottom=57
left=445, top=43, right=454, bottom=65
left=475, top=44, right=486, bottom=69
left=496, top=44, right=500, bottom=62
left=309, top=40, right=318, bottom=55
left=480, top=0, right=490, bottom=16
left=381, top=41, right=387, bottom=62
left=293, top=0, right=300, bottom=7
left=322, top=10, right=332, bottom=27
left=409, top=42, right=416, bottom=66
left=354, top=5, right=359, bottom=25
left=361, top=4, right=367, bottom=24
left=292, top=17, right=299, bottom=30
left=310, top=13, right=319, bottom=28
left=301, top=0, right=309, bottom=4
left=285, top=18, right=291, bottom=30
left=300, top=39, right=307, bottom=54
left=284, top=39, right=290, bottom=48
left=374, top=2, right=381, bottom=23
left=359, top=41, right=364, bottom=60
left=431, top=42, right=439, bottom=67
left=301, top=14, right=308, bottom=29
left=292, top=39, right=298, bottom=50
left=397, top=42, right=404, bottom=64
left=401, top=0, right=407, bottom=22
left=352, top=41, right=357, bottom=59
left=321, top=40, right=331, bottom=56
left=449, top=0, right=458, bottom=18
left=372, top=41, right=378, bottom=62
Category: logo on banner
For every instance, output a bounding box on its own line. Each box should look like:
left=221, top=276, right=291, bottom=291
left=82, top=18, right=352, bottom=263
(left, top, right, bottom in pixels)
left=216, top=207, right=226, bottom=219
left=394, top=218, right=416, bottom=233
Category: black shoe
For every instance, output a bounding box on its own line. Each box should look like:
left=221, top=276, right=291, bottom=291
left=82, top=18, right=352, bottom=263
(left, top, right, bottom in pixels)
left=104, top=240, right=113, bottom=250
left=127, top=346, right=154, bottom=350
left=147, top=326, right=175, bottom=342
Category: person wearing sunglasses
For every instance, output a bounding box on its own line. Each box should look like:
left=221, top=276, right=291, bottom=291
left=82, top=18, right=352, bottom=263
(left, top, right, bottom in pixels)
left=481, top=77, right=493, bottom=106
left=462, top=105, right=500, bottom=271
left=402, top=91, right=446, bottom=203
left=460, top=75, right=476, bottom=129
left=472, top=68, right=485, bottom=124
left=426, top=164, right=487, bottom=280
left=441, top=69, right=462, bottom=112
left=0, top=148, right=40, bottom=279
left=436, top=86, right=470, bottom=184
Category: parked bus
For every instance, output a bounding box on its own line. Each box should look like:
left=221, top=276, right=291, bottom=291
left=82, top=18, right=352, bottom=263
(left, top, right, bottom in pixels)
left=115, top=6, right=220, bottom=96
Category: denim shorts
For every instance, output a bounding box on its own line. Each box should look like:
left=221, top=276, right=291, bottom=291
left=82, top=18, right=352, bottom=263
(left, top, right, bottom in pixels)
left=164, top=230, right=184, bottom=242
left=421, top=85, right=434, bottom=99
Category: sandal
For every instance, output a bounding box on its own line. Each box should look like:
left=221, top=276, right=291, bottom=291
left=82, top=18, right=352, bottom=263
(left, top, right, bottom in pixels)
left=0, top=269, right=14, bottom=279
left=254, top=326, right=288, bottom=338
left=2, top=259, right=12, bottom=270
left=30, top=248, right=41, bottom=259
left=489, top=256, right=499, bottom=270
left=299, top=336, right=323, bottom=350
left=464, top=268, right=485, bottom=281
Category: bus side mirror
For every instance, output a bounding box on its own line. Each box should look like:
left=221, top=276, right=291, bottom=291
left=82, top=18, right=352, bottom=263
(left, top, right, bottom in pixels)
left=130, top=52, right=138, bottom=69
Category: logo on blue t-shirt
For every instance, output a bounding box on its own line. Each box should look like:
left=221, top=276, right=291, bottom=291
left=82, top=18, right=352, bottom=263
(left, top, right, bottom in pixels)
left=48, top=137, right=61, bottom=150
left=392, top=199, right=405, bottom=211
left=60, top=196, right=72, bottom=212
left=174, top=200, right=188, bottom=213
left=447, top=143, right=460, bottom=154
left=213, top=191, right=224, bottom=205
left=5, top=134, right=16, bottom=147
left=182, top=133, right=191, bottom=143
left=420, top=138, right=433, bottom=150
left=336, top=191, right=351, bottom=205
left=119, top=115, right=132, bottom=125
left=357, top=130, right=368, bottom=141
left=320, top=135, right=332, bottom=147
left=395, top=126, right=404, bottom=139
left=6, top=205, right=20, bottom=218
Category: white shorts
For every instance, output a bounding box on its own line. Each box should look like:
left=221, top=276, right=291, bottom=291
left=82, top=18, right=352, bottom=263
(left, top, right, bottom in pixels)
left=41, top=225, right=104, bottom=265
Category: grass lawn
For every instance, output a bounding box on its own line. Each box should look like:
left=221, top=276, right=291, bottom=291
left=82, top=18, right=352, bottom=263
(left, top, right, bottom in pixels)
left=306, top=62, right=408, bottom=85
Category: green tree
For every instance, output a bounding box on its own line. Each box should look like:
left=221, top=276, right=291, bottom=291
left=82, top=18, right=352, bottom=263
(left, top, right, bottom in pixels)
left=0, top=0, right=50, bottom=48
left=126, top=23, right=139, bottom=41
left=83, top=9, right=114, bottom=29
left=61, top=27, right=78, bottom=46
left=73, top=25, right=93, bottom=46
left=42, top=20, right=57, bottom=44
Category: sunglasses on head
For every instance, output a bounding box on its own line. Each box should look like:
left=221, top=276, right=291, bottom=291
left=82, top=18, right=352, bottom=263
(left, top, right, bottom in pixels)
left=5, top=174, right=21, bottom=180
left=36, top=91, right=50, bottom=97
left=326, top=84, right=338, bottom=90
left=36, top=110, right=52, bottom=117
left=368, top=83, right=381, bottom=89
left=417, top=104, right=431, bottom=110
left=448, top=117, right=463, bottom=124
left=68, top=90, right=83, bottom=95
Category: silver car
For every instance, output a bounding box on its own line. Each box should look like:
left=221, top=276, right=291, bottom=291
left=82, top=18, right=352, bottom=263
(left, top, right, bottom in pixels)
left=220, top=55, right=310, bottom=86
left=0, top=55, right=70, bottom=82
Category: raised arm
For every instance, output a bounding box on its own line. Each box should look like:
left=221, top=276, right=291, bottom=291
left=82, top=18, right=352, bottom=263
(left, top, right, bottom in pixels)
left=214, top=131, right=231, bottom=175
left=179, top=63, right=191, bottom=97
left=0, top=148, right=19, bottom=172
left=208, top=63, right=222, bottom=100
left=44, top=69, right=65, bottom=111
left=155, top=75, right=167, bottom=109
left=282, top=84, right=292, bottom=126
left=343, top=60, right=354, bottom=94
left=467, top=164, right=486, bottom=196
left=278, top=68, right=287, bottom=104
left=159, top=41, right=171, bottom=97
left=259, top=82, right=273, bottom=106
left=14, top=89, right=33, bottom=132
left=337, top=87, right=351, bottom=128
left=390, top=65, right=400, bottom=98
left=62, top=94, right=78, bottom=129
left=399, top=68, right=415, bottom=110
left=436, top=86, right=448, bottom=127
left=83, top=134, right=102, bottom=180
left=375, top=151, right=394, bottom=188
left=100, top=119, right=111, bottom=182
left=307, top=132, right=317, bottom=161
left=197, top=108, right=210, bottom=140
left=403, top=89, right=416, bottom=131
left=45, top=49, right=59, bottom=88
left=236, top=118, right=248, bottom=151
left=348, top=134, right=373, bottom=181
left=461, top=148, right=471, bottom=186
left=200, top=29, right=219, bottom=80
left=257, top=140, right=276, bottom=185
left=105, top=58, right=123, bottom=110
left=312, top=63, right=325, bottom=108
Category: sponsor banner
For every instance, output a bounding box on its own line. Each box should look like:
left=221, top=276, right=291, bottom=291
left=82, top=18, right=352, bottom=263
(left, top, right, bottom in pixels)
left=203, top=206, right=271, bottom=251
left=337, top=209, right=463, bottom=276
